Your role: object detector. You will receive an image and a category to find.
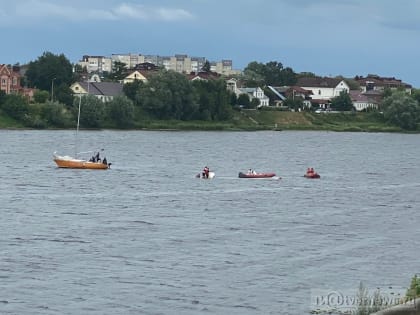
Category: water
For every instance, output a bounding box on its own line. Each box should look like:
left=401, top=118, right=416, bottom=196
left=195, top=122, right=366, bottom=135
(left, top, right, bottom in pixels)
left=1, top=130, right=419, bottom=315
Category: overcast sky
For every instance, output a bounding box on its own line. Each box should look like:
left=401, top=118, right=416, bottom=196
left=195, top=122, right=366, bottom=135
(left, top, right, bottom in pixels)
left=2, top=0, right=420, bottom=87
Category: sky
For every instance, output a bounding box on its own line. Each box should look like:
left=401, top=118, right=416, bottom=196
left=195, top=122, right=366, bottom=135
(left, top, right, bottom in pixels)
left=2, top=0, right=420, bottom=87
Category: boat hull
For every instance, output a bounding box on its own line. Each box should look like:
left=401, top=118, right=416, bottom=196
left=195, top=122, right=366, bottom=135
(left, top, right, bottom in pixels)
left=304, top=173, right=320, bottom=179
left=53, top=154, right=109, bottom=170
left=196, top=171, right=215, bottom=179
left=238, top=172, right=276, bottom=178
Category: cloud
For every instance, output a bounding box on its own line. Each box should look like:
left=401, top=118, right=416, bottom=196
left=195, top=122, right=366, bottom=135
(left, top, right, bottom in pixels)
left=0, top=1, right=194, bottom=25
left=375, top=1, right=420, bottom=31
left=114, top=3, right=194, bottom=21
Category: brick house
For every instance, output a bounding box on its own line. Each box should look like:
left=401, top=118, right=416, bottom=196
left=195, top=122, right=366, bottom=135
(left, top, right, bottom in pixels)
left=0, top=64, right=21, bottom=94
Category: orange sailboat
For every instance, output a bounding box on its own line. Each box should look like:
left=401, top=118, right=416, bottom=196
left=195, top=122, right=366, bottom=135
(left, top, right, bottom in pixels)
left=53, top=95, right=111, bottom=170
left=53, top=152, right=110, bottom=169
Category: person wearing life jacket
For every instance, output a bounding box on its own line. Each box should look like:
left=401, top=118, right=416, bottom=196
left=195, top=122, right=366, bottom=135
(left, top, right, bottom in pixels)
left=203, top=166, right=210, bottom=178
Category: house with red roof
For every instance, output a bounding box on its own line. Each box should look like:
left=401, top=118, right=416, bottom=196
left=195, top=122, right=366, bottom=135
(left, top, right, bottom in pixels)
left=267, top=85, right=313, bottom=108
left=349, top=90, right=379, bottom=111
left=0, top=64, right=21, bottom=94
left=354, top=74, right=412, bottom=93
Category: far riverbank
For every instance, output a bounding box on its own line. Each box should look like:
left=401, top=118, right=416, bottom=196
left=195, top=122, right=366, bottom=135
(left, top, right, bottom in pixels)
left=0, top=110, right=408, bottom=132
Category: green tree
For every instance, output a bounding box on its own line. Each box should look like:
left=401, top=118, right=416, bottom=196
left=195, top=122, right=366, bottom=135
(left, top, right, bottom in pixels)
left=201, top=60, right=211, bottom=72
left=136, top=70, right=198, bottom=120
left=382, top=91, right=420, bottom=130
left=411, top=88, right=420, bottom=103
left=406, top=274, right=420, bottom=301
left=34, top=90, right=50, bottom=103
left=192, top=79, right=233, bottom=120
left=25, top=52, right=73, bottom=104
left=0, top=90, right=6, bottom=105
left=54, top=84, right=74, bottom=106
left=107, top=95, right=135, bottom=128
left=229, top=90, right=237, bottom=106
left=237, top=93, right=251, bottom=108
left=283, top=98, right=303, bottom=111
left=331, top=91, right=354, bottom=111
left=1, top=94, right=29, bottom=120
left=123, top=80, right=144, bottom=102
left=297, top=72, right=316, bottom=78
left=243, top=61, right=266, bottom=86
left=75, top=95, right=105, bottom=128
left=41, top=101, right=71, bottom=127
left=250, top=98, right=260, bottom=109
left=72, top=63, right=86, bottom=82
left=108, top=61, right=127, bottom=81
left=382, top=87, right=393, bottom=98
left=243, top=61, right=297, bottom=86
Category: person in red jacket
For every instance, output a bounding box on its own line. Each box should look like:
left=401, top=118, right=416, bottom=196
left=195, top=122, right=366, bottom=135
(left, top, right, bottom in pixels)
left=203, top=166, right=210, bottom=178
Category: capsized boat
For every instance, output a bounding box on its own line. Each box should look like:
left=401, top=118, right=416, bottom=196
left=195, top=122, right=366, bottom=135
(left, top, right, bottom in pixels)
left=196, top=171, right=215, bottom=179
left=53, top=152, right=110, bottom=169
left=238, top=171, right=276, bottom=178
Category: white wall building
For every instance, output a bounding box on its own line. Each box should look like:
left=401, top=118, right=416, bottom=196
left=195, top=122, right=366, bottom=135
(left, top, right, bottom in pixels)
left=296, top=77, right=350, bottom=100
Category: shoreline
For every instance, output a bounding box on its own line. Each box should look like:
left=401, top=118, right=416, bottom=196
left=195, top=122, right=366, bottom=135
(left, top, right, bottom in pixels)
left=0, top=111, right=414, bottom=133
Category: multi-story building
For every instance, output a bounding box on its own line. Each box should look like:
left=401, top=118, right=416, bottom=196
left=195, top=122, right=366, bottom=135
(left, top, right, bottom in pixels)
left=211, top=60, right=241, bottom=76
left=111, top=53, right=145, bottom=69
left=78, top=55, right=112, bottom=74
left=77, top=53, right=240, bottom=76
left=0, top=64, right=21, bottom=94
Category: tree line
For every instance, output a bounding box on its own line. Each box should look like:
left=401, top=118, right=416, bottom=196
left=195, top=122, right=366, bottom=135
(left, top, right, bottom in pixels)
left=1, top=51, right=420, bottom=130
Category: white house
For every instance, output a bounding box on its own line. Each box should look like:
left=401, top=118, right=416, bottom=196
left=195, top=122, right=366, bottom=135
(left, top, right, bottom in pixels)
left=237, top=87, right=270, bottom=107
left=122, top=70, right=148, bottom=84
left=349, top=91, right=379, bottom=111
left=296, top=77, right=350, bottom=100
left=226, top=78, right=269, bottom=107
left=70, top=82, right=123, bottom=103
left=267, top=85, right=313, bottom=108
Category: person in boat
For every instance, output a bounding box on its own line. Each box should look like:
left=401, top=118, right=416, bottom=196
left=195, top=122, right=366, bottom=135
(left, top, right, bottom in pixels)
left=89, top=155, right=95, bottom=162
left=307, top=167, right=314, bottom=174
left=248, top=169, right=253, bottom=175
left=102, top=157, right=107, bottom=165
left=95, top=151, right=101, bottom=162
left=203, top=166, right=210, bottom=178
left=248, top=169, right=257, bottom=175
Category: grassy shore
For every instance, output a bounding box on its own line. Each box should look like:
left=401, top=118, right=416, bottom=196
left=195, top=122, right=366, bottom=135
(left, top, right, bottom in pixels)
left=0, top=115, right=24, bottom=129
left=0, top=110, right=405, bottom=132
left=236, top=110, right=402, bottom=132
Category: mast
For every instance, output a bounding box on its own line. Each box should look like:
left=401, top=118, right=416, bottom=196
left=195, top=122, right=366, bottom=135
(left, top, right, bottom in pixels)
left=75, top=95, right=81, bottom=158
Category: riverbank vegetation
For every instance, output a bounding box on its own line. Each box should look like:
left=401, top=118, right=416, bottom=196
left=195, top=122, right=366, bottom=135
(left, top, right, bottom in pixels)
left=1, top=52, right=420, bottom=132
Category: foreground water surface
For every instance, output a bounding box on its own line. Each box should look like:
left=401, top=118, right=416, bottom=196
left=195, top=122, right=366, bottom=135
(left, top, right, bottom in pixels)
left=0, top=130, right=419, bottom=314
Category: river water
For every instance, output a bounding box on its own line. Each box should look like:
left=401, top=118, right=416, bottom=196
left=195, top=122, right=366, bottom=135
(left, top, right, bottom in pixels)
left=1, top=130, right=419, bottom=315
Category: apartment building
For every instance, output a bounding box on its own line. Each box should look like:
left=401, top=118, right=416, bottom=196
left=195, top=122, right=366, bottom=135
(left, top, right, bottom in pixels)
left=78, top=55, right=112, bottom=74
left=78, top=53, right=240, bottom=76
